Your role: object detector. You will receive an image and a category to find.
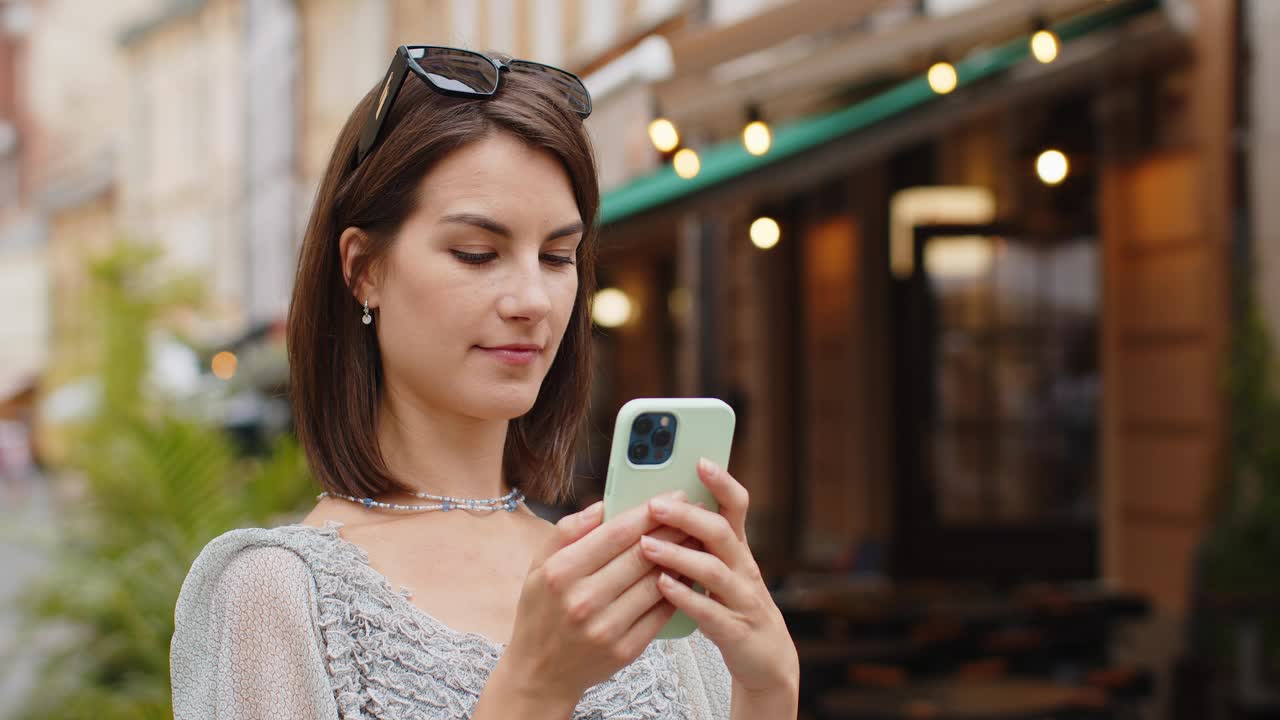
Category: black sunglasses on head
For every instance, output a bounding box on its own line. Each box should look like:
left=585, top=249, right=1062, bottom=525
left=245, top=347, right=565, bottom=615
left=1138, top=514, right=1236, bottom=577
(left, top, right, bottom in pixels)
left=355, top=45, right=593, bottom=167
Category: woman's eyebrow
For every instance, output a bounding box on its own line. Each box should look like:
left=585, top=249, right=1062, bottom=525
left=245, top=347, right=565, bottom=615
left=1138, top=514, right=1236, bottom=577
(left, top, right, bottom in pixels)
left=439, top=212, right=583, bottom=242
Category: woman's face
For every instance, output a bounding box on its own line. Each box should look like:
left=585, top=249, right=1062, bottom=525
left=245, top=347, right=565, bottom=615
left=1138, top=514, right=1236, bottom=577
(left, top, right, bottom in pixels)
left=368, top=131, right=583, bottom=421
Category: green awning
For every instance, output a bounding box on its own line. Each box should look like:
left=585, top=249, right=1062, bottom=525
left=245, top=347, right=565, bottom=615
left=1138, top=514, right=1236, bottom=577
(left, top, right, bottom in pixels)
left=599, top=0, right=1156, bottom=226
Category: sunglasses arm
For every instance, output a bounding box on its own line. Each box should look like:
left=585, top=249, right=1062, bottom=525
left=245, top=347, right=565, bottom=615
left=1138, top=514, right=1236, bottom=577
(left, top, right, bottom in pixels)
left=355, top=47, right=411, bottom=167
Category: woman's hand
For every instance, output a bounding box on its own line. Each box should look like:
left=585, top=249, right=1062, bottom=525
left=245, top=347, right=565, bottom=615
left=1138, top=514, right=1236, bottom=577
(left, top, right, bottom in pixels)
left=485, top=493, right=689, bottom=714
left=640, top=460, right=800, bottom=705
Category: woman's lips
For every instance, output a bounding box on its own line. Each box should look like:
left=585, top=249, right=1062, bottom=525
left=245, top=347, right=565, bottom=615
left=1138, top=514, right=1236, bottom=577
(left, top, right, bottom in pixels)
left=478, top=345, right=541, bottom=366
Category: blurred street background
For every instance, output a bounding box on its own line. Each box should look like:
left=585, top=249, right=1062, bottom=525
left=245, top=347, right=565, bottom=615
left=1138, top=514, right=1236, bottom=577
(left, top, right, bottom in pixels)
left=1, top=0, right=1278, bottom=718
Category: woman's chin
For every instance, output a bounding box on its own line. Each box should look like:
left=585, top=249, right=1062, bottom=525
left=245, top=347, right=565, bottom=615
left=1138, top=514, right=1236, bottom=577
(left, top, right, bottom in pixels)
left=466, top=387, right=540, bottom=420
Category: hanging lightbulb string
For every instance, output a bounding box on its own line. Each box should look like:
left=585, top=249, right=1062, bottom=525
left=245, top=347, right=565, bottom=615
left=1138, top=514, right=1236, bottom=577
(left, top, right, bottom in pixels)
left=672, top=147, right=700, bottom=179
left=928, top=59, right=958, bottom=95
left=741, top=103, right=772, bottom=156
left=645, top=16, right=1067, bottom=185
left=648, top=99, right=680, bottom=153
left=1030, top=15, right=1060, bottom=64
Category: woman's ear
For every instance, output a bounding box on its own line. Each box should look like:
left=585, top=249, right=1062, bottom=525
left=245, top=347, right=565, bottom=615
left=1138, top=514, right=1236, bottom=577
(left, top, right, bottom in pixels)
left=339, top=226, right=378, bottom=306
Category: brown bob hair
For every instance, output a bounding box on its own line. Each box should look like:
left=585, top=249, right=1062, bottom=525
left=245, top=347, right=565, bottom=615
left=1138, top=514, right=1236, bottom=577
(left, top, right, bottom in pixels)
left=286, top=58, right=599, bottom=505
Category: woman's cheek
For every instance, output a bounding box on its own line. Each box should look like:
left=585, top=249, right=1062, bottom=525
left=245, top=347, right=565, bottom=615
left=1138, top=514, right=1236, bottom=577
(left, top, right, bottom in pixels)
left=555, top=282, right=579, bottom=333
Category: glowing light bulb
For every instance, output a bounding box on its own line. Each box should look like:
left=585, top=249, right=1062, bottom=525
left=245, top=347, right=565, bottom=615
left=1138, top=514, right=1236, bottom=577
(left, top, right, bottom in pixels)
left=591, top=288, right=633, bottom=328
left=742, top=120, right=772, bottom=156
left=648, top=118, right=679, bottom=153
left=1030, top=29, right=1060, bottom=64
left=1036, top=149, right=1069, bottom=185
left=673, top=148, right=700, bottom=179
left=750, top=217, right=781, bottom=250
left=928, top=62, right=958, bottom=94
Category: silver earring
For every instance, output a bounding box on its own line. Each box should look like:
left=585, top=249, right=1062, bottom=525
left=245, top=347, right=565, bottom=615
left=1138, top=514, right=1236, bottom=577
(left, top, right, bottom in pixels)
left=362, top=298, right=372, bottom=325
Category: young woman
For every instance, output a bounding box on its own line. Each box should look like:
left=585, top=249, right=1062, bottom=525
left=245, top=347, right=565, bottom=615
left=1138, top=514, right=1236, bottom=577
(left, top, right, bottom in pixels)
left=170, top=46, right=798, bottom=720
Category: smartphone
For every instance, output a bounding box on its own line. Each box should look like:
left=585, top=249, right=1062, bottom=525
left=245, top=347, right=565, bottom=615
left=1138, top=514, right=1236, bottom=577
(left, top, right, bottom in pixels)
left=603, top=397, right=736, bottom=639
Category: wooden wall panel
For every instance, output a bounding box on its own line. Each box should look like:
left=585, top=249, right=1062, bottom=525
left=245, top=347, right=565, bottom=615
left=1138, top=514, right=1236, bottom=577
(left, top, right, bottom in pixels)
left=1116, top=521, right=1202, bottom=608
left=801, top=216, right=865, bottom=565
left=1120, top=433, right=1215, bottom=522
left=1100, top=0, right=1235, bottom=612
left=1098, top=21, right=1236, bottom=712
left=1123, top=154, right=1204, bottom=244
left=1101, top=145, right=1228, bottom=613
left=725, top=207, right=797, bottom=568
left=1115, top=249, right=1214, bottom=332
left=1116, top=344, right=1219, bottom=425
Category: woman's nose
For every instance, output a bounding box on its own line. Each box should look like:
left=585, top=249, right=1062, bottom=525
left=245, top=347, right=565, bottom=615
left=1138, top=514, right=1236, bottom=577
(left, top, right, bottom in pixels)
left=498, top=262, right=553, bottom=322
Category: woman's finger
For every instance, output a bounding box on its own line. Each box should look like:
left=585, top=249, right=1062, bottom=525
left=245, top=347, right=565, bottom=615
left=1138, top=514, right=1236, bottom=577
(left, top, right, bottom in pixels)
left=656, top=572, right=730, bottom=636
left=649, top=493, right=751, bottom=571
left=591, top=566, right=670, bottom=638
left=570, top=525, right=689, bottom=622
left=619, top=594, right=679, bottom=658
left=696, top=459, right=749, bottom=543
left=545, top=491, right=684, bottom=580
left=639, top=536, right=749, bottom=606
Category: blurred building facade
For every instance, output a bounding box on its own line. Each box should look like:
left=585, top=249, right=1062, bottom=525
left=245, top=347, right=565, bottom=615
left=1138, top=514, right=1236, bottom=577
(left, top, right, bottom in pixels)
left=584, top=0, right=1241, bottom=713
left=0, top=1, right=43, bottom=419
left=587, top=0, right=1231, bottom=602
left=7, top=0, right=687, bottom=454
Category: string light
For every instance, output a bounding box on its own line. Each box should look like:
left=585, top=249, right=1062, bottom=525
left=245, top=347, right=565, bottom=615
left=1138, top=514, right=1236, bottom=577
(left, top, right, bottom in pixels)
left=928, top=61, right=958, bottom=94
left=1030, top=19, right=1060, bottom=64
left=750, top=217, right=781, bottom=250
left=673, top=147, right=701, bottom=179
left=648, top=99, right=680, bottom=153
left=742, top=104, right=771, bottom=156
left=1036, top=149, right=1069, bottom=185
left=591, top=288, right=633, bottom=328
left=648, top=117, right=679, bottom=153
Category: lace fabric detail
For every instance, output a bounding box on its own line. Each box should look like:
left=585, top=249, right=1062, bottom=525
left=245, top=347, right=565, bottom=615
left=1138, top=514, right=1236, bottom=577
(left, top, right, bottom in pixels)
left=171, top=519, right=731, bottom=719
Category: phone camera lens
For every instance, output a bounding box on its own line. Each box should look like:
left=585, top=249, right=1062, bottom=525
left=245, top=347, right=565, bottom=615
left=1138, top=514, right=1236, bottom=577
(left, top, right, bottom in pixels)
left=634, top=417, right=654, bottom=435
left=652, top=429, right=672, bottom=447
left=629, top=443, right=649, bottom=462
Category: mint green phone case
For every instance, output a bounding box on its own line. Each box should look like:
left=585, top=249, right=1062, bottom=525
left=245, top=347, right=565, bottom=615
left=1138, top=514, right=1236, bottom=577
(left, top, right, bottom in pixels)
left=603, top=397, right=736, bottom=639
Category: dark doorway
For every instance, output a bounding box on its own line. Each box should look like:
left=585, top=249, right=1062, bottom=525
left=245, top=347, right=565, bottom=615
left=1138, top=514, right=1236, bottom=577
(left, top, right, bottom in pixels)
left=893, top=223, right=1099, bottom=581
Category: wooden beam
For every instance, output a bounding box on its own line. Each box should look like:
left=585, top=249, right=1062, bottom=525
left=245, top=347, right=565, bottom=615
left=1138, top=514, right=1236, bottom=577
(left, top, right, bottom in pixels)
left=657, top=0, right=1130, bottom=130
left=667, top=0, right=889, bottom=72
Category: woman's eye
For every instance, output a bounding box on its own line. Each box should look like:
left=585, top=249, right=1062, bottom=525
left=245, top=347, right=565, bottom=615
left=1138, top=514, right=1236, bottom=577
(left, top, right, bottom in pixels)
left=541, top=253, right=576, bottom=267
left=451, top=250, right=497, bottom=264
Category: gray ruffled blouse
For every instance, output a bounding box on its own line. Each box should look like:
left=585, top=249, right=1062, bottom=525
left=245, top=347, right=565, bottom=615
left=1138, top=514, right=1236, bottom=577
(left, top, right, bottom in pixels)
left=170, top=520, right=732, bottom=719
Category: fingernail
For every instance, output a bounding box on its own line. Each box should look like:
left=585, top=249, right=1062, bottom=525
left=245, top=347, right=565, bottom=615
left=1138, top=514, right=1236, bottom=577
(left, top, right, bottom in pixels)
left=583, top=501, right=603, bottom=518
left=640, top=535, right=658, bottom=552
left=671, top=490, right=687, bottom=502
left=650, top=497, right=672, bottom=515
left=699, top=458, right=720, bottom=476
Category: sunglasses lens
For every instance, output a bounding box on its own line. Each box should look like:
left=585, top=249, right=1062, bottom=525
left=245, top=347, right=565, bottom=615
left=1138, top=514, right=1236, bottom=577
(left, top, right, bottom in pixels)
left=509, top=61, right=592, bottom=116
left=409, top=47, right=499, bottom=94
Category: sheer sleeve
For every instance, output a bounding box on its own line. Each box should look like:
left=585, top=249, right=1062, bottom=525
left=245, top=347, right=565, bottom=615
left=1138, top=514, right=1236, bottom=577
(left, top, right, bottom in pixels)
left=171, top=540, right=338, bottom=720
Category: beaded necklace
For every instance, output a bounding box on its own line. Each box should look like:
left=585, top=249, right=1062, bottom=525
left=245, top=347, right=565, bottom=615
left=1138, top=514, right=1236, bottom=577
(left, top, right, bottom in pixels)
left=317, top=487, right=525, bottom=513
